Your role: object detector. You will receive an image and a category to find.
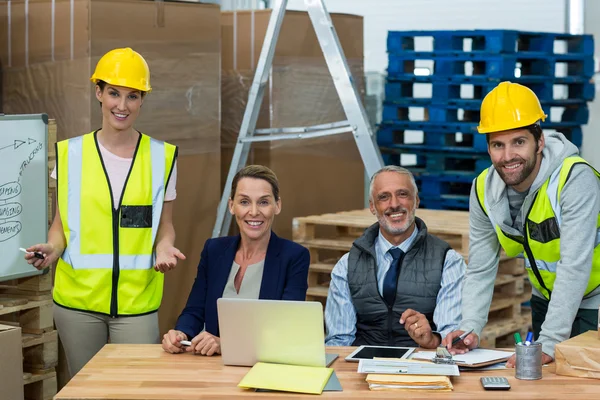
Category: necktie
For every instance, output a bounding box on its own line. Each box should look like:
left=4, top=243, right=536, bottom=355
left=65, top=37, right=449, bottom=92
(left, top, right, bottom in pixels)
left=383, top=247, right=404, bottom=305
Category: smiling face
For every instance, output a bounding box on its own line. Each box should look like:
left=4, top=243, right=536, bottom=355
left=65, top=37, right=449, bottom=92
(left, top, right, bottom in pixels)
left=95, top=84, right=144, bottom=132
left=229, top=177, right=281, bottom=242
left=369, top=171, right=419, bottom=245
left=487, top=128, right=544, bottom=192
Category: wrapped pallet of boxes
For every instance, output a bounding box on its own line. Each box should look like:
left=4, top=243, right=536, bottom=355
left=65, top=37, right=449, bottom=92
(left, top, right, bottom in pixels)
left=221, top=10, right=366, bottom=239
left=555, top=330, right=600, bottom=379
left=1, top=0, right=221, bottom=387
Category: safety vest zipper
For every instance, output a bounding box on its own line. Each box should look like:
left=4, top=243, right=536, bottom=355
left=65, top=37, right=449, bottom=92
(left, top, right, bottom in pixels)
left=95, top=131, right=141, bottom=317
left=110, top=208, right=120, bottom=317
left=523, top=192, right=552, bottom=299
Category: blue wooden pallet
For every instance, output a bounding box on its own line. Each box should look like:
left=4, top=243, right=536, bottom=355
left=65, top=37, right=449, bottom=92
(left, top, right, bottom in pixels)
left=416, top=175, right=474, bottom=198
left=381, top=103, right=480, bottom=124
left=377, top=125, right=487, bottom=153
left=377, top=124, right=583, bottom=150
left=387, top=53, right=595, bottom=80
left=381, top=104, right=589, bottom=127
left=380, top=147, right=492, bottom=175
left=387, top=30, right=594, bottom=57
left=386, top=74, right=592, bottom=85
left=418, top=195, right=470, bottom=211
left=384, top=79, right=594, bottom=105
left=555, top=127, right=584, bottom=147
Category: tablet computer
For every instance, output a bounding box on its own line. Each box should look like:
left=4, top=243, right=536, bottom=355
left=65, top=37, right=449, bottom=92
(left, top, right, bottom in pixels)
left=344, top=345, right=415, bottom=362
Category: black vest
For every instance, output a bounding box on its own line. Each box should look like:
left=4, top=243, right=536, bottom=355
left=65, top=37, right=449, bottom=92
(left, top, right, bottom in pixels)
left=348, top=218, right=450, bottom=346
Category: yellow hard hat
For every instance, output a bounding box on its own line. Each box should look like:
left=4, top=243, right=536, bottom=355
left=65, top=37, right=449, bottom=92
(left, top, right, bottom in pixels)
left=477, top=81, right=546, bottom=134
left=90, top=48, right=151, bottom=92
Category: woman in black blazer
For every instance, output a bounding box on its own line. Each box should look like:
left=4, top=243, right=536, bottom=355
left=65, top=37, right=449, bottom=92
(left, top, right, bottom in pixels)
left=162, top=165, right=310, bottom=356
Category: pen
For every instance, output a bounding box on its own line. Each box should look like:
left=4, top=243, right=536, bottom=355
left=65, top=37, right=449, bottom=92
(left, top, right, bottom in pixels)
left=180, top=340, right=192, bottom=346
left=525, top=332, right=533, bottom=346
left=19, top=247, right=45, bottom=260
left=452, top=329, right=474, bottom=346
left=514, top=332, right=522, bottom=345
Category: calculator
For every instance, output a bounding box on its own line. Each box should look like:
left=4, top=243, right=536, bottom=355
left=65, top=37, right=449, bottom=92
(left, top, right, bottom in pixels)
left=480, top=376, right=511, bottom=390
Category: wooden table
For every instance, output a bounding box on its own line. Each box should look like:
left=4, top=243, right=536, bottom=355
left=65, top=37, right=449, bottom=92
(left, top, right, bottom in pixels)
left=55, top=345, right=599, bottom=399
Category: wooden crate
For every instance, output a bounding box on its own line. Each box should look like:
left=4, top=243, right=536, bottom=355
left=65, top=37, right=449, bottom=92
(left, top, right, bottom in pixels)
left=0, top=274, right=58, bottom=400
left=480, top=311, right=533, bottom=348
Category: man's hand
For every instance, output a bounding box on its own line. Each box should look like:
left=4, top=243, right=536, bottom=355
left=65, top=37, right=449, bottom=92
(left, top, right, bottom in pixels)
left=441, top=330, right=479, bottom=354
left=162, top=329, right=188, bottom=354
left=400, top=309, right=440, bottom=349
left=506, top=352, right=553, bottom=368
left=155, top=245, right=186, bottom=273
left=187, top=331, right=221, bottom=356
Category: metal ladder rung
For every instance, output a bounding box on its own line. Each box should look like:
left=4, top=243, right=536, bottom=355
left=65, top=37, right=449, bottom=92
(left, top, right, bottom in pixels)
left=241, top=126, right=353, bottom=143
left=213, top=0, right=384, bottom=238
left=254, top=121, right=351, bottom=135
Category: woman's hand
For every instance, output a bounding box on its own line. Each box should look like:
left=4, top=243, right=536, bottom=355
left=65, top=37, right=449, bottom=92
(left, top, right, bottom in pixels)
left=155, top=245, right=186, bottom=273
left=187, top=331, right=221, bottom=356
left=162, top=329, right=188, bottom=354
left=24, top=243, right=61, bottom=270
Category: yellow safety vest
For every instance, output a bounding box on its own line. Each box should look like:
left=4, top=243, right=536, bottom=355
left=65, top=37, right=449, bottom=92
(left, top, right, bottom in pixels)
left=476, top=156, right=600, bottom=300
left=53, top=131, right=177, bottom=316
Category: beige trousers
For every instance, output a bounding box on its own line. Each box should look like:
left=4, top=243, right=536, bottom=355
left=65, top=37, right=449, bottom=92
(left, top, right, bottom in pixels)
left=54, top=304, right=160, bottom=378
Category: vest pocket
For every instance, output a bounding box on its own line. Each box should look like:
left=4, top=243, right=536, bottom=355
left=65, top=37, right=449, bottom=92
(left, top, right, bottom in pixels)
left=528, top=217, right=560, bottom=244
left=120, top=205, right=152, bottom=228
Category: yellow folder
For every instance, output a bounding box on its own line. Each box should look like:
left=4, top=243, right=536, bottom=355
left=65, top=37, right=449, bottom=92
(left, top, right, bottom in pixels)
left=238, top=362, right=334, bottom=395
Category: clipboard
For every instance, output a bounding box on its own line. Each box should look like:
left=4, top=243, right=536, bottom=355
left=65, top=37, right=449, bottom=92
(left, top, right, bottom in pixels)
left=430, top=347, right=512, bottom=368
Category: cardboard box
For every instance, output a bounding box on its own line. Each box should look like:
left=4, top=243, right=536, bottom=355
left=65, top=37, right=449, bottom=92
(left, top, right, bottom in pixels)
left=221, top=10, right=366, bottom=239
left=555, top=330, right=600, bottom=379
left=1, top=0, right=222, bottom=386
left=0, top=324, right=24, bottom=400
left=1, top=0, right=220, bottom=154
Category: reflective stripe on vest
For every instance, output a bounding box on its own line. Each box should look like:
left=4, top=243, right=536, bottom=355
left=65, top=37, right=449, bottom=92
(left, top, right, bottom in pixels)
left=53, top=132, right=177, bottom=316
left=475, top=156, right=600, bottom=300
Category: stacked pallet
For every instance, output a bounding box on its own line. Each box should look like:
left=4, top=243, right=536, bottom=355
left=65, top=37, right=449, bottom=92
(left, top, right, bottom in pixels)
left=293, top=208, right=532, bottom=348
left=379, top=30, right=595, bottom=210
left=0, top=273, right=57, bottom=400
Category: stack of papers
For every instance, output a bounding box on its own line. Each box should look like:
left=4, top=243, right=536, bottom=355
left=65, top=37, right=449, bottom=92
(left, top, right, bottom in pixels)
left=238, top=362, right=333, bottom=395
left=358, top=358, right=460, bottom=376
left=363, top=359, right=454, bottom=392
left=366, top=374, right=453, bottom=392
left=411, top=349, right=514, bottom=368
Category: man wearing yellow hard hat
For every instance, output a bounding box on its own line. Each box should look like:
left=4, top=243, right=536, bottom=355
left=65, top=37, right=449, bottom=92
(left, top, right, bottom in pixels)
left=24, top=48, right=185, bottom=378
left=442, top=81, right=600, bottom=366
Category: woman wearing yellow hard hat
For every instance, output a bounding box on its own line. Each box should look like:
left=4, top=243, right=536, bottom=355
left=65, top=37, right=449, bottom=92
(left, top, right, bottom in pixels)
left=24, top=47, right=185, bottom=378
left=443, top=81, right=600, bottom=369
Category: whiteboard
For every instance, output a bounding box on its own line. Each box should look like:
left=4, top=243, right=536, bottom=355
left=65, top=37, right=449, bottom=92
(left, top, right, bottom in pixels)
left=0, top=114, right=48, bottom=282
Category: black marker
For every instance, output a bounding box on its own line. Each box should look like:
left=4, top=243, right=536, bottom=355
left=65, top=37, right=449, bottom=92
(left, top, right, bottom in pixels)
left=19, top=248, right=45, bottom=260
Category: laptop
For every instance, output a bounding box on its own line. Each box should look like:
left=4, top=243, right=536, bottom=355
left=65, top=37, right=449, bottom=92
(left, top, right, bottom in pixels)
left=217, top=298, right=331, bottom=367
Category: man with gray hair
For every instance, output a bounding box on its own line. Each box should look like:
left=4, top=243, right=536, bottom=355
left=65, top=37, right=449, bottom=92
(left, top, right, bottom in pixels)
left=325, top=166, right=466, bottom=348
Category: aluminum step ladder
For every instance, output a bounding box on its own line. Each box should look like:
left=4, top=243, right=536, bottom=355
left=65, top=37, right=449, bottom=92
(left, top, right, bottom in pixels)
left=213, top=0, right=384, bottom=238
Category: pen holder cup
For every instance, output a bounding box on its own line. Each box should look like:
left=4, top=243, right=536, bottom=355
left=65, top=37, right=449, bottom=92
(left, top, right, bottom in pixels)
left=515, top=342, right=542, bottom=380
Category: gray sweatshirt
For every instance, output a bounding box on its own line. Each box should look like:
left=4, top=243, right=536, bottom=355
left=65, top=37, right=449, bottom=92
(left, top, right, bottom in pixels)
left=460, top=131, right=600, bottom=358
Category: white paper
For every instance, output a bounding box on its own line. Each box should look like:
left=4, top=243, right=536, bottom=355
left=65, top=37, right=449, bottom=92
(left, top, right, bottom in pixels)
left=357, top=359, right=460, bottom=376
left=410, top=349, right=514, bottom=366
left=369, top=384, right=449, bottom=390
